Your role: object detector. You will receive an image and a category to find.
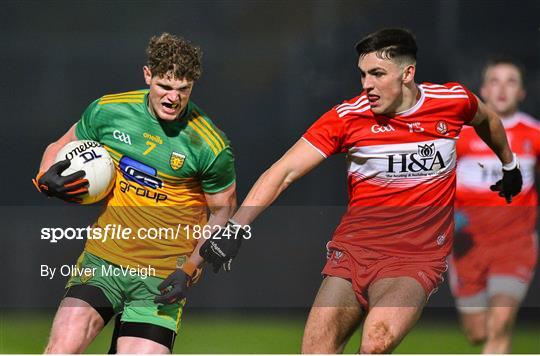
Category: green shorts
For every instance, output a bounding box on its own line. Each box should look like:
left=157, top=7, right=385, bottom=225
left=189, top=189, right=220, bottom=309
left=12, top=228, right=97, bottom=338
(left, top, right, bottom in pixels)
left=66, top=251, right=185, bottom=332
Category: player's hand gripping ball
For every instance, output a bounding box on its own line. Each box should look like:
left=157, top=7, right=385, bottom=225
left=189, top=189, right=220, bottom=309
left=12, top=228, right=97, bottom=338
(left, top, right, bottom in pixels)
left=33, top=140, right=116, bottom=204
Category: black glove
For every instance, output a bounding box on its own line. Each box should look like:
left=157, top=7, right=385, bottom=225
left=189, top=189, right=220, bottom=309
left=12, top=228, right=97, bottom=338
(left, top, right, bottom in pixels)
left=490, top=165, right=522, bottom=204
left=199, top=220, right=248, bottom=273
left=155, top=269, right=190, bottom=305
left=32, top=159, right=89, bottom=203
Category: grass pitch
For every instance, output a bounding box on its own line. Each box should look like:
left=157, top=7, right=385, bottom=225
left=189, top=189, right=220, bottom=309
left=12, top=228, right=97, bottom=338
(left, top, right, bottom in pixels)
left=1, top=310, right=538, bottom=353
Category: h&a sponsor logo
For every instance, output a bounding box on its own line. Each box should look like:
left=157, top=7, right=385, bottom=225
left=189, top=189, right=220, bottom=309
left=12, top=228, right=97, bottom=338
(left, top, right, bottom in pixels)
left=371, top=124, right=395, bottom=134
left=387, top=143, right=446, bottom=173
left=113, top=130, right=132, bottom=145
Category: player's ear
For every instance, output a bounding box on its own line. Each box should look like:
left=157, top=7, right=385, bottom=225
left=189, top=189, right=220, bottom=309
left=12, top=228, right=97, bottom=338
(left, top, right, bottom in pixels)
left=402, top=64, right=415, bottom=84
left=143, top=66, right=152, bottom=85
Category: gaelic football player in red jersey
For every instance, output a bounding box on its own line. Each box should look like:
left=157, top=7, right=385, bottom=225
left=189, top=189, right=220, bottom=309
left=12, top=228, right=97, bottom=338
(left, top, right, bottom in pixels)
left=200, top=28, right=523, bottom=353
left=450, top=58, right=539, bottom=353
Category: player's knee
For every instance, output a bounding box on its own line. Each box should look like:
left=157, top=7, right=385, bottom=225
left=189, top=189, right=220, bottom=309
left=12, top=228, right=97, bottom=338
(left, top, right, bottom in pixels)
left=464, top=329, right=486, bottom=345
left=302, top=322, right=345, bottom=354
left=302, top=339, right=344, bottom=354
left=360, top=321, right=394, bottom=354
left=45, top=336, right=82, bottom=354
left=45, top=312, right=100, bottom=353
left=302, top=329, right=342, bottom=353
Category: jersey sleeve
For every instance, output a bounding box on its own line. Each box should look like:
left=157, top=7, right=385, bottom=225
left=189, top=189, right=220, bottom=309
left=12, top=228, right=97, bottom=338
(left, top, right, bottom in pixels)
left=75, top=99, right=101, bottom=141
left=449, top=83, right=478, bottom=124
left=200, top=147, right=236, bottom=193
left=302, top=109, right=346, bottom=157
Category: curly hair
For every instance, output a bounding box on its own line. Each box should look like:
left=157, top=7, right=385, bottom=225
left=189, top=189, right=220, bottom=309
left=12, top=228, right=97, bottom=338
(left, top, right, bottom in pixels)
left=146, top=33, right=202, bottom=81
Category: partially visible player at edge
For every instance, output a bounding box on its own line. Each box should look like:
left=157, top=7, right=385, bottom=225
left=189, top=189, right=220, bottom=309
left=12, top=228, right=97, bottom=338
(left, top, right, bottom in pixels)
left=450, top=58, right=539, bottom=353
left=33, top=33, right=236, bottom=353
left=199, top=29, right=523, bottom=353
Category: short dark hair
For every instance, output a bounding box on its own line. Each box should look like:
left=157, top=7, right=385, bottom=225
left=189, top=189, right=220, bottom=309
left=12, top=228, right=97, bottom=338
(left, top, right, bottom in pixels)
left=355, top=28, right=417, bottom=63
left=482, top=56, right=525, bottom=83
left=146, top=32, right=202, bottom=81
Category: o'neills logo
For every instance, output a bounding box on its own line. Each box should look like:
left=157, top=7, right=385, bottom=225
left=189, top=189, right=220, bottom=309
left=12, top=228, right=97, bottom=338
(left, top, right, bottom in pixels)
left=64, top=141, right=102, bottom=160
left=387, top=143, right=446, bottom=173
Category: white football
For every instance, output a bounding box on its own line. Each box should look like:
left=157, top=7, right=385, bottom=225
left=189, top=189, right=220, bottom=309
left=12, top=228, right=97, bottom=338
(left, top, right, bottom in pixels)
left=54, top=140, right=116, bottom=204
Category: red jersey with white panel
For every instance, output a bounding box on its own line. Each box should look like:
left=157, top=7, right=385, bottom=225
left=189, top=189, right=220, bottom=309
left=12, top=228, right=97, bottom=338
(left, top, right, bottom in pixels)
left=303, top=83, right=478, bottom=259
left=455, top=111, right=540, bottom=244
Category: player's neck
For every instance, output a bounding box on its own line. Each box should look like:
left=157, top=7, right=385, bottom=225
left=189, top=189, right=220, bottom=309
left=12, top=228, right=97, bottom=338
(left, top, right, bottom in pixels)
left=496, top=108, right=519, bottom=120
left=392, top=83, right=419, bottom=116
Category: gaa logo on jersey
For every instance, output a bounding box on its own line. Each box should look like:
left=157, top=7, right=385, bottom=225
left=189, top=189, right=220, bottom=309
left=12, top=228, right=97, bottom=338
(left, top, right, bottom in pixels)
left=435, top=120, right=449, bottom=135
left=170, top=152, right=186, bottom=170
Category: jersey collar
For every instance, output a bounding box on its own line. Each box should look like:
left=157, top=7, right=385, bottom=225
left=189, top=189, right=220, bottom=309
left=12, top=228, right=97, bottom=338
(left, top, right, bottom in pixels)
left=395, top=85, right=425, bottom=117
left=501, top=111, right=521, bottom=129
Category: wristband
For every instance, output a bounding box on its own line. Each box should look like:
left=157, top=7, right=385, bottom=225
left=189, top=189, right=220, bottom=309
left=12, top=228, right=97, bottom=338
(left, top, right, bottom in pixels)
left=227, top=219, right=249, bottom=238
left=32, top=171, right=46, bottom=193
left=502, top=153, right=519, bottom=171
left=181, top=260, right=198, bottom=278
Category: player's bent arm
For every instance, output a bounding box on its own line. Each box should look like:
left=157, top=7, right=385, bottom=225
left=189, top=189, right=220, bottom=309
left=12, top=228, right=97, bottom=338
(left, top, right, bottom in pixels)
left=39, top=124, right=78, bottom=171
left=467, top=97, right=514, bottom=165
left=189, top=183, right=238, bottom=267
left=233, top=139, right=326, bottom=226
left=468, top=96, right=522, bottom=203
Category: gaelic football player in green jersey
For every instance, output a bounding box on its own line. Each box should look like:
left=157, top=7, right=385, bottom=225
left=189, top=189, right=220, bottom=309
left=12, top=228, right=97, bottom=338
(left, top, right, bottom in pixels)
left=33, top=33, right=236, bottom=353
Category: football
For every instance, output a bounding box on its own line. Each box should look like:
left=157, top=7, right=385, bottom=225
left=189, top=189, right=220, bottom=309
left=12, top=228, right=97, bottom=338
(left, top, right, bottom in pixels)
left=54, top=140, right=116, bottom=204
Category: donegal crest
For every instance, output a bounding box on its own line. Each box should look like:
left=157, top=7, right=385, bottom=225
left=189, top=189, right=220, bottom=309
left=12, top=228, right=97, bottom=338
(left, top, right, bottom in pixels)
left=170, top=152, right=186, bottom=170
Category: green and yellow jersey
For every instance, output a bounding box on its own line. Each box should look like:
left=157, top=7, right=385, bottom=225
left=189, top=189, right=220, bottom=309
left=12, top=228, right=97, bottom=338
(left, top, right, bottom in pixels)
left=75, top=89, right=235, bottom=277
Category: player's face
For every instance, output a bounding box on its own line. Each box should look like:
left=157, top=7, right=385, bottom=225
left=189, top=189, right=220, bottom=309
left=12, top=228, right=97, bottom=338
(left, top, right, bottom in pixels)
left=144, top=66, right=194, bottom=121
left=358, top=52, right=411, bottom=115
left=480, top=64, right=525, bottom=117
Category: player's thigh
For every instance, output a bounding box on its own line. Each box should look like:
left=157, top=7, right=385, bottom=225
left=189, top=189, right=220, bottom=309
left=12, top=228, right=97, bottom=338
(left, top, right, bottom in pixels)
left=116, top=276, right=183, bottom=353
left=46, top=297, right=106, bottom=353
left=360, top=276, right=426, bottom=354
left=302, top=276, right=363, bottom=353
left=115, top=318, right=178, bottom=354
left=117, top=336, right=171, bottom=354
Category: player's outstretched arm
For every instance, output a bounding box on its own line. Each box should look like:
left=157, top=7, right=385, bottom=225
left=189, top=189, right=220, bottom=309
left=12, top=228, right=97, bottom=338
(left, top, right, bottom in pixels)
left=33, top=124, right=89, bottom=202
left=468, top=97, right=522, bottom=202
left=155, top=184, right=237, bottom=304
left=234, top=138, right=326, bottom=225
left=199, top=139, right=326, bottom=271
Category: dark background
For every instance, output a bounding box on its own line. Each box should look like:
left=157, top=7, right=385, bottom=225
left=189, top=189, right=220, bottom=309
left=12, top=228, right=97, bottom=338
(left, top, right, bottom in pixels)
left=1, top=0, right=539, bottom=315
